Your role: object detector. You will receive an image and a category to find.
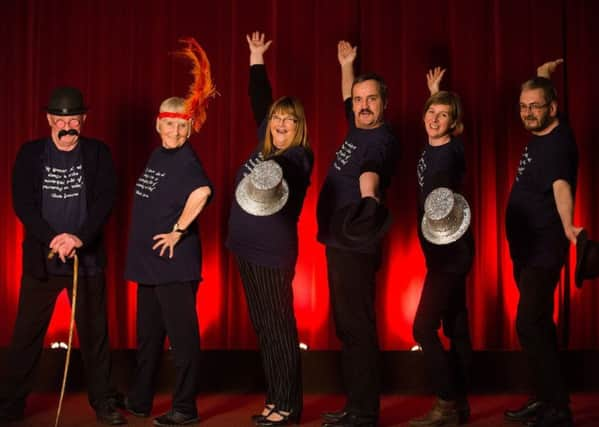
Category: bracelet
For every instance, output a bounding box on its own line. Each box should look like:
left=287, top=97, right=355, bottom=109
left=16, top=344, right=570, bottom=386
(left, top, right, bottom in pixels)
left=172, top=223, right=187, bottom=234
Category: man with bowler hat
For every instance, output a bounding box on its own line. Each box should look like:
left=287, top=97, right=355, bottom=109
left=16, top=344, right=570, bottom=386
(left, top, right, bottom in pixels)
left=0, top=87, right=125, bottom=425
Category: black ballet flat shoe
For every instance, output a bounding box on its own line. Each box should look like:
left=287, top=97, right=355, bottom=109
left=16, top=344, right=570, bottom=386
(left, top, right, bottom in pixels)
left=256, top=409, right=300, bottom=426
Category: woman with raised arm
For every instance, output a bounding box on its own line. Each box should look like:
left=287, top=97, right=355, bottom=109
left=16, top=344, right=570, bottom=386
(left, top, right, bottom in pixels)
left=409, top=67, right=474, bottom=427
left=225, top=31, right=313, bottom=426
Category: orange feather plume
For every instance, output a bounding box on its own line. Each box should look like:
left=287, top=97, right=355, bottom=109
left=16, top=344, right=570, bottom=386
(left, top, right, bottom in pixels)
left=174, top=38, right=217, bottom=133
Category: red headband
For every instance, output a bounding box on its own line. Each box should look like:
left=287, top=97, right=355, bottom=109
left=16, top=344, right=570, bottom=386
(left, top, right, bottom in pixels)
left=157, top=112, right=192, bottom=120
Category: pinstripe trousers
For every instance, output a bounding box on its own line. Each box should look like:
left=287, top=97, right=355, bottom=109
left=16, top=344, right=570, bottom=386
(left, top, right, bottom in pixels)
left=237, top=257, right=302, bottom=414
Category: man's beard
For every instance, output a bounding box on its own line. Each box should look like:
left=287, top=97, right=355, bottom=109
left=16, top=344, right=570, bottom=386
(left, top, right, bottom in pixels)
left=523, top=111, right=552, bottom=132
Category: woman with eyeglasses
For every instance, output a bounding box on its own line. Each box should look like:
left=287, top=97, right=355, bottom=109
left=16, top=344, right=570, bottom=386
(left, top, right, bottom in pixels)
left=409, top=67, right=474, bottom=427
left=225, top=31, right=313, bottom=426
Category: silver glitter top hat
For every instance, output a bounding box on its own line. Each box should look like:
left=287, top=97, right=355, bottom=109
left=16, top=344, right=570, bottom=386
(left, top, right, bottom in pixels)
left=421, top=187, right=471, bottom=245
left=235, top=160, right=289, bottom=216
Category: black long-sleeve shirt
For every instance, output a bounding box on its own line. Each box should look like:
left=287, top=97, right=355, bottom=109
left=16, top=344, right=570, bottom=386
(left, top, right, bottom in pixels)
left=226, top=64, right=313, bottom=269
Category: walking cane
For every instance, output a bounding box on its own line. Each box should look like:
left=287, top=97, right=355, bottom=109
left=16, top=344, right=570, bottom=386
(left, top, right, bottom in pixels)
left=48, top=250, right=79, bottom=427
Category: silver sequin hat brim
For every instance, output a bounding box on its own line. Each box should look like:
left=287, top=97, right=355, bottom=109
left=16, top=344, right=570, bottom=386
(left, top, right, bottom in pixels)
left=421, top=193, right=471, bottom=245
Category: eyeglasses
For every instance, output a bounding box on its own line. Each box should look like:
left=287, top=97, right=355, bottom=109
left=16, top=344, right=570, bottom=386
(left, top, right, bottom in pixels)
left=519, top=103, right=549, bottom=113
left=270, top=114, right=298, bottom=125
left=54, top=118, right=81, bottom=128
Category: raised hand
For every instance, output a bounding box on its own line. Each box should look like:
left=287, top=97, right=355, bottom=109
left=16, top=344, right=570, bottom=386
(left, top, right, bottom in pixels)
left=338, top=40, right=357, bottom=67
left=426, top=66, right=446, bottom=95
left=537, top=58, right=564, bottom=78
left=246, top=31, right=272, bottom=56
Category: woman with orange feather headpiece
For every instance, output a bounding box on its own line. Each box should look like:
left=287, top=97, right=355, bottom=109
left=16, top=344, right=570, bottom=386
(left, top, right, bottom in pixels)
left=123, top=38, right=215, bottom=426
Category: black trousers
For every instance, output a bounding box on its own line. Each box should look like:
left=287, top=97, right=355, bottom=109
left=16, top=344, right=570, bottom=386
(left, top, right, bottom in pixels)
left=128, top=282, right=200, bottom=417
left=0, top=273, right=114, bottom=415
left=325, top=246, right=381, bottom=417
left=237, top=257, right=302, bottom=414
left=413, top=270, right=472, bottom=401
left=514, top=265, right=569, bottom=408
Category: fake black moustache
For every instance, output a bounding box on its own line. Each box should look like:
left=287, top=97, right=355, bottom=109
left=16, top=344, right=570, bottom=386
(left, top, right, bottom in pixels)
left=359, top=109, right=373, bottom=115
left=58, top=129, right=79, bottom=138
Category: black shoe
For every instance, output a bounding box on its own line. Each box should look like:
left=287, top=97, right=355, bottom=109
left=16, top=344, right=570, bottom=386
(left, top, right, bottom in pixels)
left=505, top=399, right=545, bottom=422
left=322, top=409, right=350, bottom=423
left=256, top=409, right=300, bottom=426
left=252, top=405, right=275, bottom=424
left=119, top=396, right=150, bottom=418
left=153, top=410, right=200, bottom=426
left=321, top=412, right=378, bottom=427
left=113, top=394, right=150, bottom=418
left=526, top=406, right=573, bottom=427
left=95, top=401, right=127, bottom=425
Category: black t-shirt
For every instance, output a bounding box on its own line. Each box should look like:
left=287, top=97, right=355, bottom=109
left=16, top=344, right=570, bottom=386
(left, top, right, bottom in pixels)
left=317, top=99, right=398, bottom=252
left=125, top=142, right=212, bottom=285
left=416, top=137, right=473, bottom=273
left=226, top=65, right=314, bottom=269
left=506, top=121, right=578, bottom=270
left=42, top=140, right=97, bottom=275
left=226, top=142, right=313, bottom=269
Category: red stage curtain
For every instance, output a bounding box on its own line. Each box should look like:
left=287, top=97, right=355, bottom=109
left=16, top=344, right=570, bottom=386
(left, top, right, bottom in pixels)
left=1, top=0, right=598, bottom=350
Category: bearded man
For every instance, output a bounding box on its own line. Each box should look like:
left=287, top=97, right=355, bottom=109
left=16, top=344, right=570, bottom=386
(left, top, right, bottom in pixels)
left=504, top=61, right=580, bottom=427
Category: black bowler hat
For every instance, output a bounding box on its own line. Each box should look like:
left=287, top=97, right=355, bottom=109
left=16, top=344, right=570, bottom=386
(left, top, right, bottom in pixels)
left=332, top=196, right=392, bottom=249
left=575, top=229, right=599, bottom=288
left=46, top=86, right=88, bottom=116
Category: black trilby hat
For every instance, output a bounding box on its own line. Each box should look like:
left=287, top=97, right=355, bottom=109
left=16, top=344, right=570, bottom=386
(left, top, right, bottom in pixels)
left=575, top=229, right=599, bottom=288
left=332, top=196, right=392, bottom=249
left=46, top=86, right=88, bottom=116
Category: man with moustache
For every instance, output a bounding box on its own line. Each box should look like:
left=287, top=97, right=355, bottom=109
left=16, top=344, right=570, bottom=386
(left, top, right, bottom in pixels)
left=0, top=87, right=125, bottom=425
left=504, top=60, right=580, bottom=427
left=317, top=41, right=398, bottom=427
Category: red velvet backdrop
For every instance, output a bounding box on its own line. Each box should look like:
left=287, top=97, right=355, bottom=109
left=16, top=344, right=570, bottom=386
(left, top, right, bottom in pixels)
left=1, top=0, right=598, bottom=351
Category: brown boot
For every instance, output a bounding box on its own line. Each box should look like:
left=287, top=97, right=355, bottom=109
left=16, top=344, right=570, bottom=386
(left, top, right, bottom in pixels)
left=408, top=399, right=460, bottom=426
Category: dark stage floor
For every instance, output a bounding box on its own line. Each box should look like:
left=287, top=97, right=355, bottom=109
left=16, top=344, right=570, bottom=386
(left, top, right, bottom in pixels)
left=8, top=393, right=599, bottom=426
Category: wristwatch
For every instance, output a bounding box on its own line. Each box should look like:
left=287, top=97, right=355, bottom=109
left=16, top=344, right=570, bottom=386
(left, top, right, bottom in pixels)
left=172, top=223, right=187, bottom=234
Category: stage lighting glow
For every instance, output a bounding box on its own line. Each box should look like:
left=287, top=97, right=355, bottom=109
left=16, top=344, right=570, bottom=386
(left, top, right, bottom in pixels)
left=50, top=341, right=68, bottom=349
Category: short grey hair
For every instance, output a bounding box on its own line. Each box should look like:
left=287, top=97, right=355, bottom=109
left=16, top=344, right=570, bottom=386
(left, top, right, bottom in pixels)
left=159, top=97, right=186, bottom=112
